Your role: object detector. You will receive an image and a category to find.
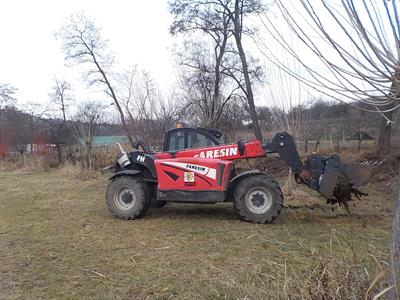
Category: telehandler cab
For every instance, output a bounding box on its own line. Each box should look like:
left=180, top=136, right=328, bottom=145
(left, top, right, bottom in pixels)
left=105, top=127, right=370, bottom=223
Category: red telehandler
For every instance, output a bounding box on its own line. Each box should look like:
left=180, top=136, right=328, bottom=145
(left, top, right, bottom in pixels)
left=105, top=127, right=370, bottom=223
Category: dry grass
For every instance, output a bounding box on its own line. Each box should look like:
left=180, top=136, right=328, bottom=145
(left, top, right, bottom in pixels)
left=91, top=147, right=118, bottom=169
left=0, top=171, right=394, bottom=299
left=0, top=154, right=59, bottom=173
left=0, top=145, right=118, bottom=174
left=54, top=163, right=98, bottom=181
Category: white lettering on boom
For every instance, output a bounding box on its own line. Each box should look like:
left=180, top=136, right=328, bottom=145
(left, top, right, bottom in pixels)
left=194, top=146, right=238, bottom=159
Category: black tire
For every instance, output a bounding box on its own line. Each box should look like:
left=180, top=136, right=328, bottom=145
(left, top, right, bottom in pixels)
left=106, top=176, right=150, bottom=220
left=233, top=175, right=283, bottom=224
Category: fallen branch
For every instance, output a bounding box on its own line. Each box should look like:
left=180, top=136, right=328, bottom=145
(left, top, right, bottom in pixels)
left=82, top=269, right=106, bottom=278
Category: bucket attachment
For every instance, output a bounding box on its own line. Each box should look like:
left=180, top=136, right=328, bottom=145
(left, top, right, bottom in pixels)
left=317, top=155, right=371, bottom=214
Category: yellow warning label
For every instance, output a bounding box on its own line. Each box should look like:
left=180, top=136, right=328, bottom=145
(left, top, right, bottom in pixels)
left=184, top=172, right=195, bottom=182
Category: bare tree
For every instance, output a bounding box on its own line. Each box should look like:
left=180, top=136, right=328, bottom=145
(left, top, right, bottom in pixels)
left=50, top=78, right=73, bottom=123
left=0, top=83, right=17, bottom=153
left=0, top=83, right=16, bottom=110
left=0, top=83, right=17, bottom=126
left=175, top=42, right=242, bottom=127
left=49, top=78, right=74, bottom=161
left=73, top=101, right=103, bottom=169
left=118, top=67, right=181, bottom=148
left=264, top=61, right=311, bottom=196
left=56, top=13, right=134, bottom=147
left=265, top=66, right=311, bottom=142
left=119, top=67, right=157, bottom=123
left=169, top=0, right=266, bottom=141
left=260, top=2, right=399, bottom=296
left=230, top=0, right=265, bottom=141
left=260, top=0, right=400, bottom=154
left=170, top=0, right=238, bottom=128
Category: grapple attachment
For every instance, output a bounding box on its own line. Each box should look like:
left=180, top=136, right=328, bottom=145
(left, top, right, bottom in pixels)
left=303, top=154, right=371, bottom=214
left=265, top=132, right=371, bottom=213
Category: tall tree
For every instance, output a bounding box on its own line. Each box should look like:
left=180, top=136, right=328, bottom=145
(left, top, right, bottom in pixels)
left=175, top=42, right=241, bottom=127
left=49, top=79, right=74, bottom=162
left=170, top=0, right=235, bottom=128
left=50, top=79, right=73, bottom=123
left=230, top=0, right=265, bottom=141
left=56, top=13, right=134, bottom=147
left=169, top=0, right=266, bottom=141
left=262, top=2, right=399, bottom=296
left=261, top=0, right=400, bottom=154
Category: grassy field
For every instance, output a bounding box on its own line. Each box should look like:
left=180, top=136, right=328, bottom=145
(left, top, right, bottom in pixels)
left=0, top=170, right=395, bottom=299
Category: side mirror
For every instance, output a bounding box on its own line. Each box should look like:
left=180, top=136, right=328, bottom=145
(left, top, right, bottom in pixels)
left=237, top=140, right=245, bottom=156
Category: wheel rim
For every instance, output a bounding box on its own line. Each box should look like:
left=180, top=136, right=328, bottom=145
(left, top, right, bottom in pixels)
left=245, top=188, right=273, bottom=214
left=114, top=186, right=136, bottom=210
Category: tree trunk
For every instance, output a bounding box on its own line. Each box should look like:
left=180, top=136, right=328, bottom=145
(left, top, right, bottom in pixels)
left=376, top=107, right=394, bottom=155
left=388, top=157, right=400, bottom=299
left=315, top=140, right=320, bottom=152
left=88, top=145, right=93, bottom=170
left=211, top=23, right=228, bottom=127
left=233, top=0, right=263, bottom=142
left=377, top=68, right=399, bottom=156
left=56, top=143, right=62, bottom=163
left=92, top=55, right=135, bottom=148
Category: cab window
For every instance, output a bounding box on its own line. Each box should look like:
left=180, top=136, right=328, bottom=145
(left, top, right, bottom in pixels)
left=168, top=130, right=185, bottom=151
left=187, top=131, right=216, bottom=149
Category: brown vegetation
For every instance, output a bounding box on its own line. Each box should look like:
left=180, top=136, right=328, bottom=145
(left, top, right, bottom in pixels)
left=0, top=169, right=395, bottom=299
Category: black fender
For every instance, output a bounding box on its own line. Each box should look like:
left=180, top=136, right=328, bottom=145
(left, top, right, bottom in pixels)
left=127, top=152, right=157, bottom=179
left=227, top=170, right=265, bottom=201
left=108, top=170, right=141, bottom=181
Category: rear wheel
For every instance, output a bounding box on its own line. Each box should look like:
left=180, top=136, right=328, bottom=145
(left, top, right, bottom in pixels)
left=233, top=175, right=283, bottom=224
left=106, top=176, right=150, bottom=220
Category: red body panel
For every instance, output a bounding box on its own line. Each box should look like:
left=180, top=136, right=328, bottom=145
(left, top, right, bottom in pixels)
left=155, top=140, right=265, bottom=161
left=155, top=158, right=233, bottom=191
left=151, top=140, right=266, bottom=194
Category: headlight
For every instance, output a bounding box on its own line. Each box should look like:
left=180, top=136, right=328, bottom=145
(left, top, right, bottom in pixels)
left=117, top=152, right=131, bottom=168
left=115, top=142, right=131, bottom=168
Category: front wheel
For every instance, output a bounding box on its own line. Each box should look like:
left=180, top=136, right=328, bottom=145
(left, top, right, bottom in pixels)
left=106, top=176, right=150, bottom=220
left=233, top=175, right=283, bottom=224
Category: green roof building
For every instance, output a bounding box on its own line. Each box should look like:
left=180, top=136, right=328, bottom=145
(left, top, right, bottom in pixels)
left=92, top=136, right=128, bottom=146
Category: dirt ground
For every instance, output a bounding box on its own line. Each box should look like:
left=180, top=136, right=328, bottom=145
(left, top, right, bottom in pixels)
left=0, top=170, right=395, bottom=299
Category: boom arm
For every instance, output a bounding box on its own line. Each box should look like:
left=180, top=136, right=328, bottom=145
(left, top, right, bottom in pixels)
left=263, top=132, right=304, bottom=175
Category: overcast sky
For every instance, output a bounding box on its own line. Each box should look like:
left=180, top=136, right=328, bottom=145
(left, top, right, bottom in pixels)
left=0, top=0, right=396, bottom=113
left=0, top=0, right=175, bottom=105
